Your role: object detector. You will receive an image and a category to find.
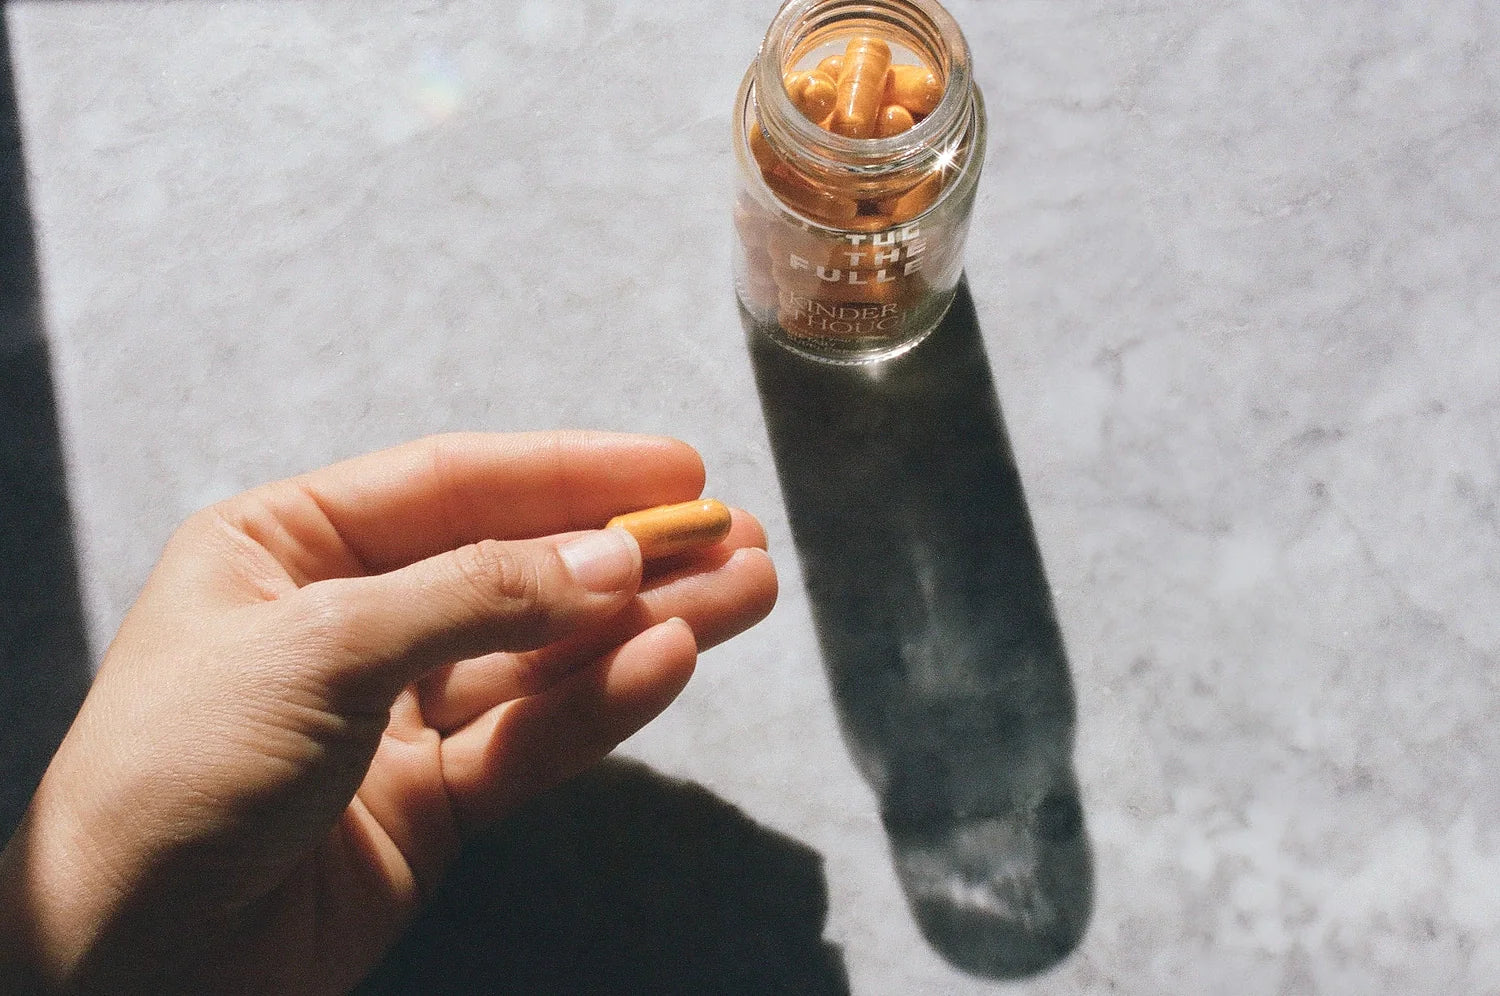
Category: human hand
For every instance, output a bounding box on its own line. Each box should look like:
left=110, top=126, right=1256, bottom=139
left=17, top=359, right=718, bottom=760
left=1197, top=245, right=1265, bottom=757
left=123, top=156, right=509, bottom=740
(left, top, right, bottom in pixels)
left=0, top=432, right=777, bottom=994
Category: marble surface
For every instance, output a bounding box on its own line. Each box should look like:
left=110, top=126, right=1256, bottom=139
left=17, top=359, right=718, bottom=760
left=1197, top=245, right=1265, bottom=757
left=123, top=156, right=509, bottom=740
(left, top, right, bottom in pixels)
left=7, top=0, right=1500, bottom=991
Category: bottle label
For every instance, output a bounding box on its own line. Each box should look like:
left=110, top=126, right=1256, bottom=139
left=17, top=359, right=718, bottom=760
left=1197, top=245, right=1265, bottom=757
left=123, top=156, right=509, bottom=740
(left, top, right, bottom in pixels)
left=736, top=191, right=968, bottom=349
left=775, top=224, right=926, bottom=338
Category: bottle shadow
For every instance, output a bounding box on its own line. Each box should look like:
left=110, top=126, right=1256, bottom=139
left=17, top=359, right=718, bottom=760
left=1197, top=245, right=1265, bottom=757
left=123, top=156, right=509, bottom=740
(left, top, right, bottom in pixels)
left=359, top=758, right=850, bottom=995
left=0, top=14, right=93, bottom=844
left=745, top=279, right=1093, bottom=978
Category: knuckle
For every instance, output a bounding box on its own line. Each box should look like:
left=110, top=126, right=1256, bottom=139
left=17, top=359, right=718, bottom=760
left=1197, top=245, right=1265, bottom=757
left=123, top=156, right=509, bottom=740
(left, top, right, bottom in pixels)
left=451, top=539, right=548, bottom=622
left=288, top=583, right=369, bottom=658
left=172, top=503, right=241, bottom=553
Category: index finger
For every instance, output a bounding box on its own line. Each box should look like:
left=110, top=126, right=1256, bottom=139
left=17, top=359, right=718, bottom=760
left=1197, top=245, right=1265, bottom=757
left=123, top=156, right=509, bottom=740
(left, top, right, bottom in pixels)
left=227, top=431, right=707, bottom=577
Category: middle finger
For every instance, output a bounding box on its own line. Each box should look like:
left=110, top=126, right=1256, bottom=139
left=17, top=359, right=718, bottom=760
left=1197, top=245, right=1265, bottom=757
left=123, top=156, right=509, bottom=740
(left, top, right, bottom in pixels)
left=416, top=510, right=775, bottom=733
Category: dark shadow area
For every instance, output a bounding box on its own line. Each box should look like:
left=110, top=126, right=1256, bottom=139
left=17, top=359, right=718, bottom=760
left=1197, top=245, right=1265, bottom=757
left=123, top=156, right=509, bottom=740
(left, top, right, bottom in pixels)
left=358, top=758, right=849, bottom=995
left=0, top=13, right=93, bottom=843
left=746, top=279, right=1093, bottom=978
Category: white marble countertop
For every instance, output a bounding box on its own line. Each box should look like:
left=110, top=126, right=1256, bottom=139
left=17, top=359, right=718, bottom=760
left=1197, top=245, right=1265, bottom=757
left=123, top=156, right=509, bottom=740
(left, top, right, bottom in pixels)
left=7, top=0, right=1500, bottom=992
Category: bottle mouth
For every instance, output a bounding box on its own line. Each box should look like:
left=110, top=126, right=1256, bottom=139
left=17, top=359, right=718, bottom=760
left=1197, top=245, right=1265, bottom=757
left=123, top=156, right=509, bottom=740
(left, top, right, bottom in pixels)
left=755, top=0, right=974, bottom=174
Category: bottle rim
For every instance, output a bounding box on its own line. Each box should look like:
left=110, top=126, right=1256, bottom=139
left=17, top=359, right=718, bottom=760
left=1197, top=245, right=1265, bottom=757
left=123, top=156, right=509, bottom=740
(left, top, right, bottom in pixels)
left=754, top=0, right=974, bottom=175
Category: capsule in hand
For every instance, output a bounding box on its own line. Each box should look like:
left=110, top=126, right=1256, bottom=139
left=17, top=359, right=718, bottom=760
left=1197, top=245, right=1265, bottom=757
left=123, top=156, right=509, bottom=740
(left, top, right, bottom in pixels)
left=607, top=499, right=733, bottom=560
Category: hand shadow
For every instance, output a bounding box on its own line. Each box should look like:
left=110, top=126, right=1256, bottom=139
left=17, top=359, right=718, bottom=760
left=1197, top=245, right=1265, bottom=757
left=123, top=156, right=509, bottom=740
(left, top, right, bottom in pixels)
left=359, top=758, right=849, bottom=995
left=0, top=15, right=93, bottom=844
left=745, top=279, right=1093, bottom=978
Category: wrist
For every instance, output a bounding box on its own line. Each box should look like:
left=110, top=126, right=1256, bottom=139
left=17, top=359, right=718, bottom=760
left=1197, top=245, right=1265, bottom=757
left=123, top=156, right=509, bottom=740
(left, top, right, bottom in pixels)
left=0, top=792, right=122, bottom=994
left=0, top=817, right=54, bottom=993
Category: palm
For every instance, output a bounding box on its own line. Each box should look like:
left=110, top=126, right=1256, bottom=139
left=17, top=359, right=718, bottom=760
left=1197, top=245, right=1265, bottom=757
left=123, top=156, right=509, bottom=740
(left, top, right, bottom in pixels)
left=203, top=704, right=450, bottom=996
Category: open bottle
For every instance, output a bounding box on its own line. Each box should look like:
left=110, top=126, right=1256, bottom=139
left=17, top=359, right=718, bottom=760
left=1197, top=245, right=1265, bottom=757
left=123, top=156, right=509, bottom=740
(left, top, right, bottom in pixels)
left=733, top=0, right=986, bottom=364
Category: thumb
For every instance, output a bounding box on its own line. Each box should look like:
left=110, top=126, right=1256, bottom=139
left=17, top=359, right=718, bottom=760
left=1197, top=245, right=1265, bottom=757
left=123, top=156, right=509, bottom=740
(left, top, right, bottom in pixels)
left=286, top=528, right=642, bottom=705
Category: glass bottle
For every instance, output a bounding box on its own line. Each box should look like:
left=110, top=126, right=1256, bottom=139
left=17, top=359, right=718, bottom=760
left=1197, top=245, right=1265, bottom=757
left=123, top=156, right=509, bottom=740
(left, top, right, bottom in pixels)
left=733, top=0, right=986, bottom=364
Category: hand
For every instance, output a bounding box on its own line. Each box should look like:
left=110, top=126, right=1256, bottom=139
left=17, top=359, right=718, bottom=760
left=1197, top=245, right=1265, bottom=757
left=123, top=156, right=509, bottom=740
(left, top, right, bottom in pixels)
left=0, top=432, right=778, bottom=994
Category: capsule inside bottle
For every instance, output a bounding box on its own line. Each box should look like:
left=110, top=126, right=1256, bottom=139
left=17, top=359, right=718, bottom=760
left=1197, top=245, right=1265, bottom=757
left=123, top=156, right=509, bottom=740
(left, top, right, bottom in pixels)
left=828, top=37, right=892, bottom=138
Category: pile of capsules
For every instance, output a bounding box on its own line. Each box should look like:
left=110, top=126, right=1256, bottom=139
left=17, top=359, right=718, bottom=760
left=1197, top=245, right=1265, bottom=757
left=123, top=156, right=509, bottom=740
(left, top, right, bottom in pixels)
left=749, top=35, right=949, bottom=229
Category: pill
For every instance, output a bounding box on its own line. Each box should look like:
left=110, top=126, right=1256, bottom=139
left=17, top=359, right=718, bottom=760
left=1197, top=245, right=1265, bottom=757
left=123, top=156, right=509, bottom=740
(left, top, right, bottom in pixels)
left=762, top=166, right=860, bottom=224
left=784, top=70, right=837, bottom=123
left=844, top=212, right=896, bottom=232
left=750, top=120, right=860, bottom=224
left=885, top=64, right=944, bottom=117
left=875, top=104, right=916, bottom=137
left=828, top=37, right=892, bottom=138
left=747, top=122, right=779, bottom=173
left=607, top=499, right=733, bottom=560
left=878, top=169, right=945, bottom=221
left=816, top=54, right=844, bottom=82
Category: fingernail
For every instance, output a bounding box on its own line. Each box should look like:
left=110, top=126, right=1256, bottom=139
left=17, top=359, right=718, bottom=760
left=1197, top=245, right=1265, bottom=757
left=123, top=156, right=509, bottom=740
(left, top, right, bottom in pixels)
left=558, top=529, right=640, bottom=593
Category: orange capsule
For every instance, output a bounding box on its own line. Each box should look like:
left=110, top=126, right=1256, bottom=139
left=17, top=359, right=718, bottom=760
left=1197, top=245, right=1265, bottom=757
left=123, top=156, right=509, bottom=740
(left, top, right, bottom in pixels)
left=784, top=70, right=837, bottom=123
left=749, top=122, right=860, bottom=225
left=875, top=104, right=916, bottom=137
left=885, top=63, right=943, bottom=117
left=828, top=37, right=892, bottom=138
left=878, top=170, right=946, bottom=221
left=816, top=54, right=844, bottom=82
left=844, top=213, right=896, bottom=232
left=762, top=165, right=860, bottom=225
left=607, top=499, right=733, bottom=560
left=747, top=122, right=779, bottom=173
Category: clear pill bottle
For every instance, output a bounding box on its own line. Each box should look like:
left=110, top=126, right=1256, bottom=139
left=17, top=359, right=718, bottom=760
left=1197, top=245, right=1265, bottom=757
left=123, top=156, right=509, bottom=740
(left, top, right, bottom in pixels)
left=733, top=0, right=985, bottom=364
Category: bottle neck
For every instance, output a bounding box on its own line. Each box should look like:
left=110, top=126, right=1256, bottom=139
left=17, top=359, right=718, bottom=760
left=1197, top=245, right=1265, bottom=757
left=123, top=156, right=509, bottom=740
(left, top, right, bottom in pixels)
left=754, top=0, right=976, bottom=179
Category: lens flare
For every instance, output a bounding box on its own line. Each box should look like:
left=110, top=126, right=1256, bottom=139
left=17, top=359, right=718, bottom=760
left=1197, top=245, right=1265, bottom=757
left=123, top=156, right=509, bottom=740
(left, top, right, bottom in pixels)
left=415, top=51, right=464, bottom=122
